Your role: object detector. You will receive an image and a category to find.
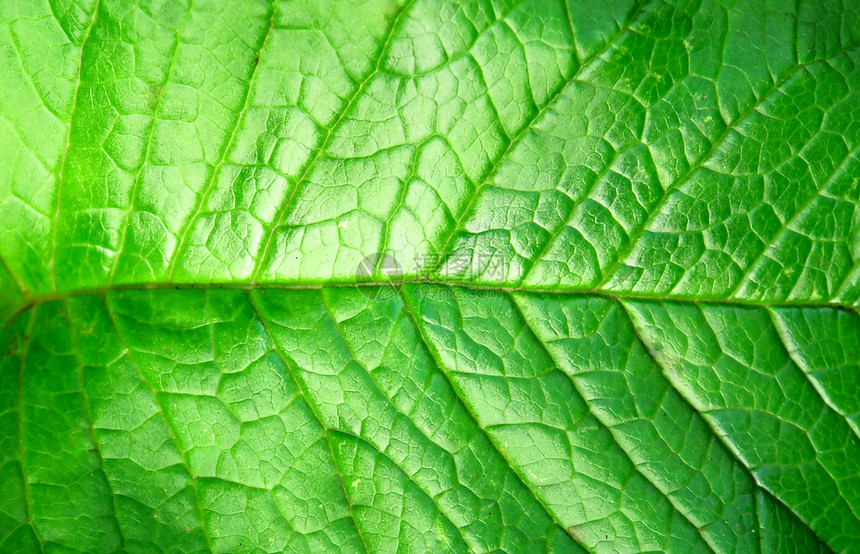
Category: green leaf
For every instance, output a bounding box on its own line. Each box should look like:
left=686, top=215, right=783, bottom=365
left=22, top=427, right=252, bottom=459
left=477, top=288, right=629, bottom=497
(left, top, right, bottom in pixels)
left=0, top=0, right=857, bottom=552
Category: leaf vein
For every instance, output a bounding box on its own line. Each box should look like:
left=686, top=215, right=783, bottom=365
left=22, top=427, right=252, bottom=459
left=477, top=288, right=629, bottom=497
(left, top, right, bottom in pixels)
left=510, top=293, right=717, bottom=554
left=167, top=1, right=279, bottom=280
left=251, top=0, right=417, bottom=282
left=598, top=45, right=858, bottom=291
left=424, top=0, right=650, bottom=278
left=399, top=287, right=592, bottom=553
left=617, top=298, right=828, bottom=550
left=49, top=0, right=103, bottom=291
left=244, top=290, right=370, bottom=554
left=767, top=307, right=860, bottom=440
left=101, top=295, right=216, bottom=552
left=107, top=7, right=192, bottom=285
left=15, top=307, right=44, bottom=553
left=63, top=299, right=127, bottom=551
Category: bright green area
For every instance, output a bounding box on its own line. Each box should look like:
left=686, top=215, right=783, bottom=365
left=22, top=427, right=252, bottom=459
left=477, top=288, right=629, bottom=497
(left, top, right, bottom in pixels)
left=0, top=0, right=858, bottom=552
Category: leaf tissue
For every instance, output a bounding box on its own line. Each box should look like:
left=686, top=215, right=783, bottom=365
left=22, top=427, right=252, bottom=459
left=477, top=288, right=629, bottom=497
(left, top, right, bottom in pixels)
left=0, top=0, right=858, bottom=552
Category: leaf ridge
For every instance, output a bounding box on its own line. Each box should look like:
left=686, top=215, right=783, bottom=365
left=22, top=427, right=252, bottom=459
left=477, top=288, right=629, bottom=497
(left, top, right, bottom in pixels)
left=831, top=264, right=860, bottom=303
left=372, top=0, right=530, bottom=80
left=693, top=300, right=860, bottom=527
left=45, top=0, right=77, bottom=46
left=2, top=0, right=858, bottom=550
left=0, top=524, right=38, bottom=552
left=327, top=428, right=471, bottom=550
left=195, top=476, right=303, bottom=549
left=6, top=281, right=856, bottom=328
left=560, top=0, right=580, bottom=66
left=518, top=137, right=644, bottom=285
left=376, top=144, right=423, bottom=275
left=6, top=31, right=66, bottom=123
left=830, top=229, right=860, bottom=300
left=751, top=476, right=762, bottom=554
left=0, top=252, right=25, bottom=297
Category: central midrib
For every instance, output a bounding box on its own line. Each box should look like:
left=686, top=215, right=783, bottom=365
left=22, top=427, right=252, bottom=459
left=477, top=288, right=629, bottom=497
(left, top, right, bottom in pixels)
left=5, top=279, right=855, bottom=326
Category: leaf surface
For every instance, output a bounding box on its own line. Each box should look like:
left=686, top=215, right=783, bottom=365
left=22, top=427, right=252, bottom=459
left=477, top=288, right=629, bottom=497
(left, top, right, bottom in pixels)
left=0, top=0, right=858, bottom=552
